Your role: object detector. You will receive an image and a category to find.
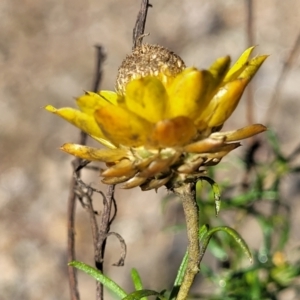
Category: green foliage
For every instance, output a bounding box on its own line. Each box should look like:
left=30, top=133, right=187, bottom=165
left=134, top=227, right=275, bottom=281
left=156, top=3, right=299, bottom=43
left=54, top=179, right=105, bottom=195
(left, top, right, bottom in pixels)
left=194, top=130, right=300, bottom=299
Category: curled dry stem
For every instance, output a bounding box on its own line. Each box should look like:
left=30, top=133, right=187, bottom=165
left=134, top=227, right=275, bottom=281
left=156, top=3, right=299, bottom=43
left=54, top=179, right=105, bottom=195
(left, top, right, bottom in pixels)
left=173, top=182, right=200, bottom=300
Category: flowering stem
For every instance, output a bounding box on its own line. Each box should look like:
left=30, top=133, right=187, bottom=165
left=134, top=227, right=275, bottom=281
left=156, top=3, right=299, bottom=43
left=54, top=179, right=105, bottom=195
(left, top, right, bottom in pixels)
left=173, top=182, right=200, bottom=300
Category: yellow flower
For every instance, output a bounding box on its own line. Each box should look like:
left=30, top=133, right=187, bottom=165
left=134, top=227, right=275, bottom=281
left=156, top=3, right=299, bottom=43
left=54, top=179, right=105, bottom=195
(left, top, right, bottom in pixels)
left=45, top=44, right=267, bottom=190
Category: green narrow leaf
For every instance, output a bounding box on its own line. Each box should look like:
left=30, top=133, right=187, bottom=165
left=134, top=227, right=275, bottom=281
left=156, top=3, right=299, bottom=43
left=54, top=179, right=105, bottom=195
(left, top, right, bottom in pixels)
left=172, top=252, right=188, bottom=289
left=224, top=46, right=255, bottom=82
left=69, top=261, right=127, bottom=299
left=123, top=289, right=166, bottom=300
left=201, top=226, right=252, bottom=263
left=131, top=269, right=147, bottom=300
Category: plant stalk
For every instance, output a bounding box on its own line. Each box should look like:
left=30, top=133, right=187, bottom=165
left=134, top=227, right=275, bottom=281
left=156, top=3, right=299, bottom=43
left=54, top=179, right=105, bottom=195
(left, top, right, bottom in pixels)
left=173, top=182, right=200, bottom=300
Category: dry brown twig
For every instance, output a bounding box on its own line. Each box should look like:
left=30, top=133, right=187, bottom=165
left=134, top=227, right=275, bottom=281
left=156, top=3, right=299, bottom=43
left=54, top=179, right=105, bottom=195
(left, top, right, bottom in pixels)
left=73, top=167, right=125, bottom=299
left=67, top=45, right=110, bottom=300
left=66, top=2, right=153, bottom=300
left=133, top=0, right=152, bottom=48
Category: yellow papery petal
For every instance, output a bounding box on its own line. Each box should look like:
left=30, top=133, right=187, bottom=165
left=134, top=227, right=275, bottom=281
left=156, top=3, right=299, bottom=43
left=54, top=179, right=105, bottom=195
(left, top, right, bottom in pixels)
left=167, top=67, right=214, bottom=119
left=224, top=46, right=255, bottom=82
left=139, top=158, right=172, bottom=177
left=141, top=175, right=172, bottom=191
left=150, top=116, right=197, bottom=147
left=177, top=155, right=205, bottom=173
left=102, top=159, right=136, bottom=177
left=210, top=124, right=267, bottom=141
left=121, top=176, right=148, bottom=189
left=200, top=143, right=241, bottom=159
left=102, top=173, right=138, bottom=185
left=238, top=55, right=268, bottom=82
left=125, top=77, right=167, bottom=123
left=90, top=136, right=117, bottom=149
left=184, top=137, right=226, bottom=153
left=204, top=55, right=267, bottom=128
left=60, top=143, right=128, bottom=162
left=204, top=78, right=248, bottom=128
left=45, top=105, right=104, bottom=139
left=99, top=90, right=118, bottom=105
left=76, top=91, right=118, bottom=115
left=94, top=104, right=153, bottom=147
left=209, top=56, right=231, bottom=88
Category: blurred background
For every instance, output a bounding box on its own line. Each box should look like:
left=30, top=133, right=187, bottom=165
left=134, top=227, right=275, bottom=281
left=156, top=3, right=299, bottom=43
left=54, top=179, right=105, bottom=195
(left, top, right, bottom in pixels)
left=1, top=0, right=300, bottom=299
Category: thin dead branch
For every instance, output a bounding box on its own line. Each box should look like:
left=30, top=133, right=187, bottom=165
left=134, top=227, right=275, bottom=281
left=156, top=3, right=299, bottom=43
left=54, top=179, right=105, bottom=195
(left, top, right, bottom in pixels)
left=95, top=185, right=116, bottom=300
left=133, top=0, right=152, bottom=49
left=67, top=46, right=105, bottom=300
left=72, top=166, right=125, bottom=300
left=67, top=134, right=89, bottom=300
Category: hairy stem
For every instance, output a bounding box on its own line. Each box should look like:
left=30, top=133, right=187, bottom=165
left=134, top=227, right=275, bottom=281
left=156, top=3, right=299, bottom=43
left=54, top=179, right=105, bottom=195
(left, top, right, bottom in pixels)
left=174, top=182, right=200, bottom=300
